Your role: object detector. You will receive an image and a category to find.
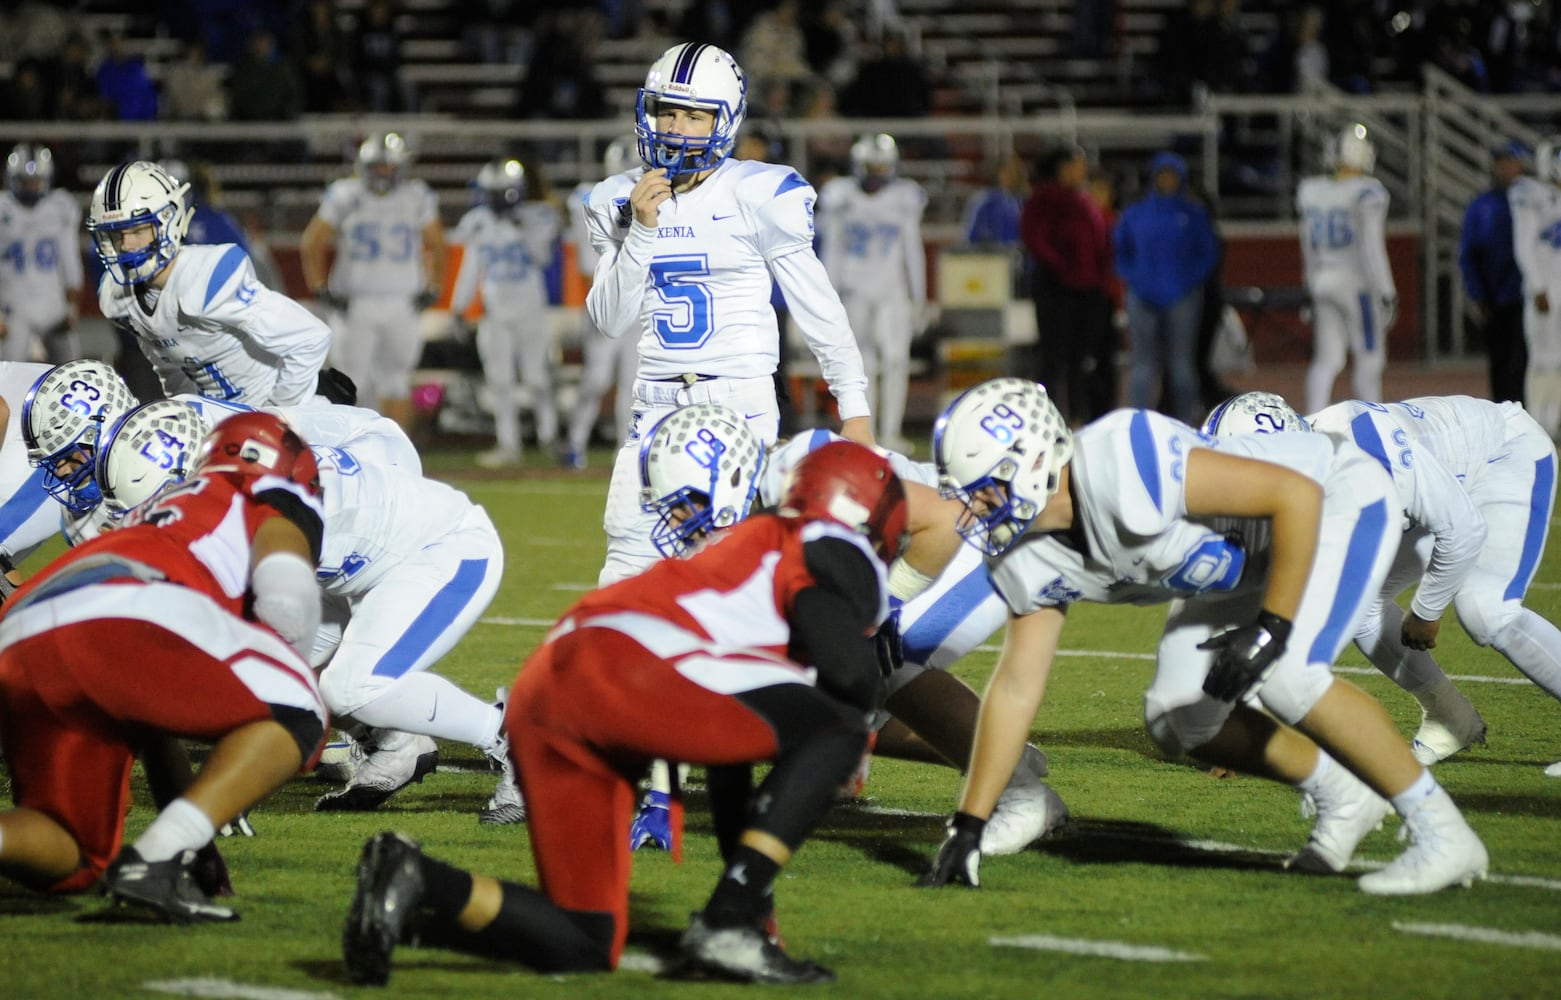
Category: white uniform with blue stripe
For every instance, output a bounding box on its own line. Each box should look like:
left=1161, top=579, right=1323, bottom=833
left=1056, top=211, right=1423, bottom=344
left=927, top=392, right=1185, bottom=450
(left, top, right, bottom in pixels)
left=99, top=243, right=330, bottom=406
left=180, top=396, right=502, bottom=741
left=0, top=361, right=63, bottom=561
left=1310, top=396, right=1561, bottom=699
left=986, top=409, right=1401, bottom=755
left=450, top=201, right=563, bottom=452
left=1297, top=174, right=1394, bottom=413
left=584, top=157, right=870, bottom=584
left=0, top=189, right=82, bottom=364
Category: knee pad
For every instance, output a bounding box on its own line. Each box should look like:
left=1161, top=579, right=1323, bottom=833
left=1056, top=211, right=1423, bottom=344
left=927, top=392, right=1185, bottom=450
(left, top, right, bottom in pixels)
left=1453, top=590, right=1516, bottom=648
left=1254, top=661, right=1334, bottom=726
left=1144, top=692, right=1232, bottom=758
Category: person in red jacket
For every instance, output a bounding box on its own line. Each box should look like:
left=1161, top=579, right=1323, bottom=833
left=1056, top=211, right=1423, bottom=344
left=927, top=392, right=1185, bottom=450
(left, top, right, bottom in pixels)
left=1019, top=144, right=1116, bottom=424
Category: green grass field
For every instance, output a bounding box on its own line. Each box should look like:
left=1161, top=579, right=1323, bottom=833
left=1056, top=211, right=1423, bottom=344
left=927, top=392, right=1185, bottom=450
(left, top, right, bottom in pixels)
left=4, top=446, right=1561, bottom=999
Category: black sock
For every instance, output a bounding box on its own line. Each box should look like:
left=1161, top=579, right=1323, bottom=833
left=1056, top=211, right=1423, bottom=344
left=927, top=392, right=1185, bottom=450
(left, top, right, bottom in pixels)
left=417, top=853, right=476, bottom=924
left=701, top=845, right=781, bottom=929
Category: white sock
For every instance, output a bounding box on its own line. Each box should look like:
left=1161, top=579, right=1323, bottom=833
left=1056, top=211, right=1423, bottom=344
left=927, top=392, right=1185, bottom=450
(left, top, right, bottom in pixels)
left=134, top=797, right=215, bottom=863
left=351, top=672, right=504, bottom=749
left=1389, top=769, right=1438, bottom=816
left=1297, top=751, right=1333, bottom=794
left=1493, top=609, right=1561, bottom=702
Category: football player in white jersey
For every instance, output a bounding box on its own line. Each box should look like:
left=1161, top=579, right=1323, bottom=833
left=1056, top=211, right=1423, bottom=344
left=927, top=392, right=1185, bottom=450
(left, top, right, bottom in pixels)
left=1297, top=124, right=1396, bottom=414
left=450, top=159, right=564, bottom=468
left=94, top=393, right=515, bottom=820
left=643, top=405, right=1067, bottom=856
left=583, top=41, right=873, bottom=586
left=921, top=378, right=1487, bottom=895
left=817, top=133, right=928, bottom=452
left=1509, top=137, right=1561, bottom=437
left=301, top=133, right=448, bottom=431
left=562, top=136, right=641, bottom=470
left=0, top=144, right=83, bottom=365
left=89, top=161, right=334, bottom=408
left=0, top=361, right=65, bottom=577
left=1300, top=394, right=1561, bottom=771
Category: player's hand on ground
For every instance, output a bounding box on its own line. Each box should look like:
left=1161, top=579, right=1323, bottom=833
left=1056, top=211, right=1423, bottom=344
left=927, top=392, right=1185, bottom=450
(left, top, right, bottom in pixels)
left=1537, top=292, right=1551, bottom=315
left=916, top=813, right=984, bottom=888
left=631, top=168, right=673, bottom=226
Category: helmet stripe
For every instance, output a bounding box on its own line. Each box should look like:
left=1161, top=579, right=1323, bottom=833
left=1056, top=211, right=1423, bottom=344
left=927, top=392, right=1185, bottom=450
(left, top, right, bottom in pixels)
left=671, top=43, right=707, bottom=85
left=103, top=162, right=129, bottom=211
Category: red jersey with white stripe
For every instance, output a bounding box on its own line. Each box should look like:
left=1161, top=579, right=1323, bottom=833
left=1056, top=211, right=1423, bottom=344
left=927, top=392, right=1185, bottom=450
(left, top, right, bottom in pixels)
left=565, top=514, right=889, bottom=659
left=5, top=471, right=323, bottom=617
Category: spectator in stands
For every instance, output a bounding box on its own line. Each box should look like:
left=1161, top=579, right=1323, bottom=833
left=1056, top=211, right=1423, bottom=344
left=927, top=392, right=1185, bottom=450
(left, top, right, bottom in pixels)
left=0, top=59, right=54, bottom=121
left=4, top=1, right=71, bottom=63
left=459, top=0, right=536, bottom=65
left=801, top=0, right=858, bottom=89
left=840, top=30, right=930, bottom=120
left=1072, top=0, right=1117, bottom=58
left=292, top=0, right=354, bottom=113
left=738, top=0, right=811, bottom=95
left=675, top=0, right=745, bottom=52
left=514, top=12, right=608, bottom=121
left=1460, top=142, right=1528, bottom=405
left=962, top=153, right=1029, bottom=249
left=1322, top=0, right=1378, bottom=93
left=52, top=32, right=107, bottom=122
left=1113, top=151, right=1217, bottom=425
left=161, top=39, right=227, bottom=121
left=353, top=0, right=412, bottom=113
left=797, top=77, right=851, bottom=175
left=227, top=28, right=302, bottom=122
left=1021, top=145, right=1115, bottom=425
left=95, top=33, right=159, bottom=122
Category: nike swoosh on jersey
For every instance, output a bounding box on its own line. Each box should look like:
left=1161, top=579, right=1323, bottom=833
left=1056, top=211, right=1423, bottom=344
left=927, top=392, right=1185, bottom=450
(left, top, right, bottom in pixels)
left=712, top=213, right=736, bottom=221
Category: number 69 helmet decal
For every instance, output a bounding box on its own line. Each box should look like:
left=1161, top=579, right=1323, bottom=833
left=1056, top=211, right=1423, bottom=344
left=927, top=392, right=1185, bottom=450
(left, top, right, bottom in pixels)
left=933, top=377, right=1073, bottom=556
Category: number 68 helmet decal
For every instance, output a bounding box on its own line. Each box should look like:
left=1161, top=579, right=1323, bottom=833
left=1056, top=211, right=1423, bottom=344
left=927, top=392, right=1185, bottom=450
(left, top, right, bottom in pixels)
left=933, top=377, right=1073, bottom=556
left=639, top=402, right=765, bottom=558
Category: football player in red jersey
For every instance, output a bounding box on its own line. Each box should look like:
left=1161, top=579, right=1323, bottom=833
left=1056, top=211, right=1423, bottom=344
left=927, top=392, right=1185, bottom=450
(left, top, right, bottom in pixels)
left=0, top=412, right=329, bottom=922
left=344, top=441, right=905, bottom=987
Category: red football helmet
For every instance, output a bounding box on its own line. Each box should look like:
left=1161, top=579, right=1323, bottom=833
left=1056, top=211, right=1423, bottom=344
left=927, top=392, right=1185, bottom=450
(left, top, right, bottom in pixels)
left=779, top=440, right=909, bottom=562
left=190, top=411, right=321, bottom=497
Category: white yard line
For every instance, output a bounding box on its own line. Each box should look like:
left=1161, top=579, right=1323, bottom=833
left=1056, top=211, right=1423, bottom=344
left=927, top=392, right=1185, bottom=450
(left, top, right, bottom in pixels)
left=1393, top=922, right=1561, bottom=951
left=990, top=934, right=1206, bottom=962
left=143, top=980, right=342, bottom=1000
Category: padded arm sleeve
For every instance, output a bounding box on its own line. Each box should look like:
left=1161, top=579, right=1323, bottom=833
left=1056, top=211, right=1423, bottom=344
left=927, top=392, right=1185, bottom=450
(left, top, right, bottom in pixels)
left=251, top=551, right=321, bottom=657
left=791, top=536, right=885, bottom=713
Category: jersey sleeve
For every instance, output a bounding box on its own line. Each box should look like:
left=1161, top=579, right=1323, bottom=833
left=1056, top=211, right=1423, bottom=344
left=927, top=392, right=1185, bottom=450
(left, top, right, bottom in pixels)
left=315, top=180, right=355, bottom=228
left=1357, top=180, right=1394, bottom=297
left=900, top=181, right=929, bottom=305
left=57, top=193, right=84, bottom=291
left=1072, top=410, right=1192, bottom=540
left=753, top=170, right=819, bottom=261
left=250, top=478, right=326, bottom=565
left=520, top=202, right=562, bottom=267
left=187, top=246, right=332, bottom=406
left=410, top=180, right=440, bottom=229
left=583, top=175, right=651, bottom=341
left=448, top=215, right=484, bottom=314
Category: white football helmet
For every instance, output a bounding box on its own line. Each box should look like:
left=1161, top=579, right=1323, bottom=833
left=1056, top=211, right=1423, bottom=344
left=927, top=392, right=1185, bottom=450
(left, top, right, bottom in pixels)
left=851, top=132, right=899, bottom=191
left=1201, top=391, right=1309, bottom=437
left=1335, top=123, right=1376, bottom=174
left=357, top=132, right=409, bottom=194
left=933, top=378, right=1073, bottom=556
left=638, top=402, right=766, bottom=558
left=95, top=399, right=208, bottom=517
left=636, top=42, right=747, bottom=178
left=475, top=158, right=527, bottom=215
left=6, top=142, right=53, bottom=206
left=603, top=134, right=639, bottom=177
left=21, top=360, right=140, bottom=512
left=87, top=161, right=193, bottom=285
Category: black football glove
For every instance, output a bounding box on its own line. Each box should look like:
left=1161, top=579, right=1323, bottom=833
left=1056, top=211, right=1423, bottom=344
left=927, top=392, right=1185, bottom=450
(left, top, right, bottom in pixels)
left=873, top=608, right=905, bottom=678
left=1199, top=609, right=1293, bottom=702
left=316, top=367, right=359, bottom=406
left=916, top=812, right=985, bottom=888
left=413, top=287, right=439, bottom=311
left=192, top=840, right=234, bottom=898
left=314, top=288, right=348, bottom=313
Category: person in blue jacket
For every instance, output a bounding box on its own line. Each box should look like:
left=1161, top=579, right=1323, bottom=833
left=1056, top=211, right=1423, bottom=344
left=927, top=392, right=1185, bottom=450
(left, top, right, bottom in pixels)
left=1459, top=142, right=1528, bottom=404
left=1113, top=151, right=1218, bottom=424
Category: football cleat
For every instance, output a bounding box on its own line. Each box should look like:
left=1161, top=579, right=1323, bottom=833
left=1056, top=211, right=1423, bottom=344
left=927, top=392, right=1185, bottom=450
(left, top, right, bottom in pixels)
left=1287, top=762, right=1391, bottom=874
left=677, top=912, right=835, bottom=985
left=101, top=847, right=239, bottom=923
left=476, top=446, right=522, bottom=469
left=478, top=734, right=526, bottom=825
left=629, top=789, right=672, bottom=851
left=1544, top=760, right=1561, bottom=778
left=1410, top=700, right=1488, bottom=766
left=981, top=749, right=1070, bottom=857
left=316, top=732, right=369, bottom=784
left=343, top=832, right=426, bottom=986
left=217, top=811, right=256, bottom=838
left=1358, top=788, right=1488, bottom=895
left=316, top=733, right=440, bottom=812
